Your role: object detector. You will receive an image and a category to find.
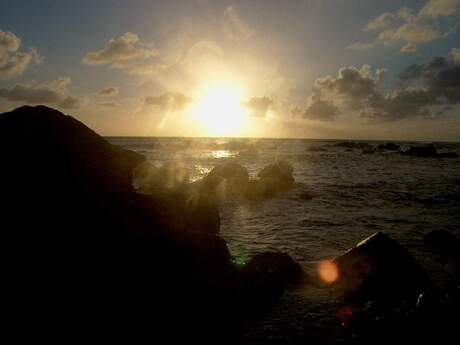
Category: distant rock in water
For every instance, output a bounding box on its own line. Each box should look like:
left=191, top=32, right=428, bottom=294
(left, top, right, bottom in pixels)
left=377, top=142, right=401, bottom=151
left=332, top=141, right=372, bottom=150
left=0, top=105, right=241, bottom=344
left=200, top=162, right=249, bottom=200
left=403, top=144, right=459, bottom=158
left=331, top=232, right=430, bottom=303
left=245, top=159, right=295, bottom=200
left=437, top=152, right=459, bottom=158
left=198, top=159, right=295, bottom=201
left=404, top=144, right=438, bottom=157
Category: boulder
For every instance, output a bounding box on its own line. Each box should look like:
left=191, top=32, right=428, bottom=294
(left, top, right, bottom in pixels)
left=331, top=232, right=430, bottom=303
left=244, top=160, right=295, bottom=200
left=423, top=230, right=460, bottom=256
left=377, top=143, right=400, bottom=151
left=240, top=252, right=308, bottom=310
left=404, top=144, right=438, bottom=157
left=0, top=106, right=240, bottom=344
left=437, top=152, right=459, bottom=158
left=200, top=162, right=249, bottom=199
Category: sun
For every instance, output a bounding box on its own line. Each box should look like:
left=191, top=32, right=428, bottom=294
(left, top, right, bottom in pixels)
left=189, top=83, right=248, bottom=136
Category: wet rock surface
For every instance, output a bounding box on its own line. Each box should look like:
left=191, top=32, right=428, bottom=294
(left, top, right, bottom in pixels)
left=240, top=252, right=309, bottom=311
left=332, top=232, right=431, bottom=303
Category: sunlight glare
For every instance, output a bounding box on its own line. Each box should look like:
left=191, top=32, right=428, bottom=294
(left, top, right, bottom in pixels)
left=189, top=83, right=248, bottom=136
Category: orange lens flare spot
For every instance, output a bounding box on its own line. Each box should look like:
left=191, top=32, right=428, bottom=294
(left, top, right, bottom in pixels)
left=317, top=260, right=339, bottom=283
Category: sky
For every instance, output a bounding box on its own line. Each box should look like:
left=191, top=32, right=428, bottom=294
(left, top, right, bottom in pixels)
left=0, top=0, right=459, bottom=140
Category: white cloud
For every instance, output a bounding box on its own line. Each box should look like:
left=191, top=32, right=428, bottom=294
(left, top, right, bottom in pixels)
left=82, top=32, right=161, bottom=75
left=355, top=0, right=459, bottom=53
left=419, top=0, right=459, bottom=18
left=0, top=29, right=42, bottom=79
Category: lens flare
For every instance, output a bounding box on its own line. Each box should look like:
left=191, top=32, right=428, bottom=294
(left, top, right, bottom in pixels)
left=317, top=260, right=339, bottom=284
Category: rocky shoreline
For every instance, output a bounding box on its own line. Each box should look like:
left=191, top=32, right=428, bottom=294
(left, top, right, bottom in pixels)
left=1, top=105, right=458, bottom=344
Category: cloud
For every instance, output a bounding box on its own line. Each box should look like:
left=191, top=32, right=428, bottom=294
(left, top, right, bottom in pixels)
left=303, top=97, right=339, bottom=121
left=451, top=48, right=460, bottom=64
left=0, top=77, right=85, bottom=109
left=243, top=96, right=273, bottom=117
left=97, top=86, right=119, bottom=97
left=364, top=12, right=397, bottom=31
left=144, top=92, right=192, bottom=111
left=0, top=29, right=42, bottom=79
left=353, top=0, right=459, bottom=53
left=347, top=42, right=375, bottom=51
left=99, top=101, right=120, bottom=108
left=222, top=6, right=253, bottom=42
left=302, top=51, right=460, bottom=123
left=419, top=0, right=460, bottom=18
left=82, top=32, right=161, bottom=75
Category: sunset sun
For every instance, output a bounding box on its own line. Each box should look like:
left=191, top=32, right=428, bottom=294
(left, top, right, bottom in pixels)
left=190, top=83, right=249, bottom=136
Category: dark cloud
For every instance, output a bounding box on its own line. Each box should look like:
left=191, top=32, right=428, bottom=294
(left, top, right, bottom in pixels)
left=97, top=86, right=119, bottom=97
left=0, top=29, right=41, bottom=79
left=145, top=92, right=192, bottom=111
left=303, top=97, right=339, bottom=121
left=0, top=77, right=84, bottom=109
left=243, top=96, right=273, bottom=117
left=303, top=51, right=460, bottom=122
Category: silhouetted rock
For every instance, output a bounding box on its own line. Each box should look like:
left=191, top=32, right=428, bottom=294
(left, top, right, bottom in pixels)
left=243, top=160, right=295, bottom=200
left=377, top=143, right=400, bottom=151
left=0, top=105, right=240, bottom=344
left=333, top=141, right=372, bottom=150
left=332, top=232, right=431, bottom=303
left=437, top=152, right=459, bottom=158
left=200, top=162, right=249, bottom=199
left=240, top=252, right=308, bottom=310
left=423, top=230, right=460, bottom=255
left=404, top=144, right=438, bottom=157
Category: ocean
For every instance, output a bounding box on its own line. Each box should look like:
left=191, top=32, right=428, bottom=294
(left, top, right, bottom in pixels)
left=107, top=136, right=460, bottom=343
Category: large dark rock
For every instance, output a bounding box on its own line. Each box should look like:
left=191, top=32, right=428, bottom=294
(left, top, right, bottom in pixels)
left=423, top=230, right=460, bottom=256
left=200, top=162, right=249, bottom=200
left=404, top=144, right=438, bottom=157
left=332, top=232, right=430, bottom=303
left=245, top=160, right=294, bottom=200
left=240, top=252, right=308, bottom=310
left=437, top=152, right=459, bottom=158
left=0, top=106, right=239, bottom=344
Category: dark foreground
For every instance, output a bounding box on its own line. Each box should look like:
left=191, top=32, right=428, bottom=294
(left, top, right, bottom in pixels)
left=1, top=105, right=459, bottom=344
